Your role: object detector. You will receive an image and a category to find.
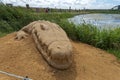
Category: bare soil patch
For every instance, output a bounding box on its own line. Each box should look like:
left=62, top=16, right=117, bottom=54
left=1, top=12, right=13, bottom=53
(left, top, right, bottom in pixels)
left=0, top=33, right=120, bottom=80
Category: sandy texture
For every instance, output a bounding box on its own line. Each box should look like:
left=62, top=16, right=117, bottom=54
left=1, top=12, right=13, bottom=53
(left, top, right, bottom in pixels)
left=16, top=21, right=73, bottom=69
left=0, top=33, right=120, bottom=80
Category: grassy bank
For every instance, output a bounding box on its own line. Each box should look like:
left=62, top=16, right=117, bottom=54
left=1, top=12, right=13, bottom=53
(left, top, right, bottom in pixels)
left=58, top=20, right=120, bottom=49
left=0, top=4, right=76, bottom=37
left=60, top=21, right=120, bottom=58
left=0, top=4, right=120, bottom=59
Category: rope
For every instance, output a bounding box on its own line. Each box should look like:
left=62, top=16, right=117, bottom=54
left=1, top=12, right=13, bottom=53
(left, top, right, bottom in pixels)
left=0, top=70, right=32, bottom=80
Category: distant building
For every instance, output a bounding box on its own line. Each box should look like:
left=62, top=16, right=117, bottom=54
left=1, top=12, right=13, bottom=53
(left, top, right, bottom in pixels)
left=118, top=5, right=120, bottom=10
left=6, top=3, right=13, bottom=7
left=26, top=4, right=30, bottom=9
left=69, top=6, right=71, bottom=12
left=112, top=5, right=120, bottom=10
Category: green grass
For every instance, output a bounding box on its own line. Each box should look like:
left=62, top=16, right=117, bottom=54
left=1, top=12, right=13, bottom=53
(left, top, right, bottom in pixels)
left=0, top=4, right=37, bottom=33
left=58, top=20, right=120, bottom=59
left=0, top=4, right=120, bottom=59
left=58, top=21, right=120, bottom=50
left=108, top=49, right=120, bottom=59
left=81, top=9, right=120, bottom=14
left=0, top=4, right=76, bottom=35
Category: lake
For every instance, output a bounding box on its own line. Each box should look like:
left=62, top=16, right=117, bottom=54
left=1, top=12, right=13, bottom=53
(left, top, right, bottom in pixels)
left=69, top=14, right=120, bottom=29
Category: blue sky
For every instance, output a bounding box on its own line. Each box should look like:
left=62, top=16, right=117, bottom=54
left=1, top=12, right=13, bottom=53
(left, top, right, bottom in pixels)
left=1, top=0, right=120, bottom=9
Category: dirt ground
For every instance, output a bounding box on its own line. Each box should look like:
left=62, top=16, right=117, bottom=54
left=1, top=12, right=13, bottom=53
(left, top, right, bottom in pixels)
left=0, top=32, right=120, bottom=80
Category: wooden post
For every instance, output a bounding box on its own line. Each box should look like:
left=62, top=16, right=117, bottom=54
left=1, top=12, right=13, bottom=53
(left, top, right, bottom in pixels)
left=26, top=4, right=30, bottom=9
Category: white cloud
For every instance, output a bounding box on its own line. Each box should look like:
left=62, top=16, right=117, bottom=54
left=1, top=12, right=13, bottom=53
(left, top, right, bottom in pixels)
left=80, top=0, right=95, bottom=5
left=113, top=0, right=120, bottom=2
left=1, top=0, right=117, bottom=9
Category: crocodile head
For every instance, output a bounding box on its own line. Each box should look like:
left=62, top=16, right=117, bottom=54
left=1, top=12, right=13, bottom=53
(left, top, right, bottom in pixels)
left=48, top=41, right=73, bottom=70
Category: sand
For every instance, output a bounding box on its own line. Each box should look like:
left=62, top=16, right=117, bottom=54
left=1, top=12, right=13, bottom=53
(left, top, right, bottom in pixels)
left=0, top=32, right=120, bottom=80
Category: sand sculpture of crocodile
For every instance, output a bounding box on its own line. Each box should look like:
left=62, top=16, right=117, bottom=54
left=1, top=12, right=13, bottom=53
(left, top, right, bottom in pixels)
left=15, top=20, right=73, bottom=69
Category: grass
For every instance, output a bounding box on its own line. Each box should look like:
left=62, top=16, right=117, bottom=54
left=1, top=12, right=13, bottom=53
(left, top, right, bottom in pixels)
left=0, top=4, right=120, bottom=59
left=108, top=49, right=120, bottom=59
left=59, top=21, right=120, bottom=50
left=81, top=9, right=120, bottom=14
left=59, top=21, right=120, bottom=59
left=0, top=3, right=76, bottom=35
left=0, top=4, right=37, bottom=33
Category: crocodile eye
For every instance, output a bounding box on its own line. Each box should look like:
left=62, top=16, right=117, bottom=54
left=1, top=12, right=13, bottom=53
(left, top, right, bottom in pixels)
left=40, top=24, right=49, bottom=30
left=57, top=46, right=60, bottom=49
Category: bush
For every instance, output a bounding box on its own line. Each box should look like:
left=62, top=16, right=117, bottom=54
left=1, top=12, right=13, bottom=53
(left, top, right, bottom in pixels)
left=58, top=20, right=78, bottom=40
left=0, top=20, right=13, bottom=32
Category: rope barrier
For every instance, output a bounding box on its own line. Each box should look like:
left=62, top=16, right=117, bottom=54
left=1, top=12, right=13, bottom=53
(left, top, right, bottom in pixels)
left=0, top=70, right=32, bottom=80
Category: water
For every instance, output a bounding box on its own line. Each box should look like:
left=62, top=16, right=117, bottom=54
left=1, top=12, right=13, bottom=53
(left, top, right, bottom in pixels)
left=69, top=14, right=120, bottom=29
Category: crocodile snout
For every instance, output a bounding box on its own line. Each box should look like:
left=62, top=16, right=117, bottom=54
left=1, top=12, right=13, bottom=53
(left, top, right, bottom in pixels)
left=48, top=41, right=72, bottom=69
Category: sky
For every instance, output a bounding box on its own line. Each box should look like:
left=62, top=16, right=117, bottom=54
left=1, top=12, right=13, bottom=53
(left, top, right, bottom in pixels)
left=1, top=0, right=120, bottom=9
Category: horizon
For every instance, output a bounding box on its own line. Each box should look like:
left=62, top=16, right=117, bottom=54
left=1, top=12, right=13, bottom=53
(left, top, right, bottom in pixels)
left=1, top=0, right=120, bottom=9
